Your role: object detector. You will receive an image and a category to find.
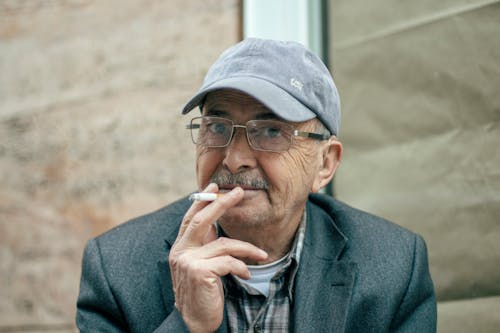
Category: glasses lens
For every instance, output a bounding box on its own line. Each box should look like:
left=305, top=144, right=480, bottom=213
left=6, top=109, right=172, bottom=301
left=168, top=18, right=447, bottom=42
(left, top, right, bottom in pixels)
left=191, top=117, right=233, bottom=147
left=247, top=120, right=293, bottom=152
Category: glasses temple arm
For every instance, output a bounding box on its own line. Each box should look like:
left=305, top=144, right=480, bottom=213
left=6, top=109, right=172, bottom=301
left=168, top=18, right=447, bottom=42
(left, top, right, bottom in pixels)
left=293, top=130, right=331, bottom=141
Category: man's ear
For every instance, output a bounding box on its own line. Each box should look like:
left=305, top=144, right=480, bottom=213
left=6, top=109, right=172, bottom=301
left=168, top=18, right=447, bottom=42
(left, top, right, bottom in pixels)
left=312, top=138, right=343, bottom=193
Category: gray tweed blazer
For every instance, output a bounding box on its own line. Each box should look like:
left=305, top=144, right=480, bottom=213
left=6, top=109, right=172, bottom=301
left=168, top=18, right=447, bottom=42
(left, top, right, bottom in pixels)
left=76, top=193, right=436, bottom=332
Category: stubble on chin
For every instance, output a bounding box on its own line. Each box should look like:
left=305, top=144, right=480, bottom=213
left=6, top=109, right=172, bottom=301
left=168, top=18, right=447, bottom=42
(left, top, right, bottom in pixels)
left=218, top=204, right=274, bottom=230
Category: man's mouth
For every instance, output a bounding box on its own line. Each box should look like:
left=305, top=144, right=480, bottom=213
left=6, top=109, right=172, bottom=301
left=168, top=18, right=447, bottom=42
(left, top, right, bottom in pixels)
left=218, top=184, right=264, bottom=192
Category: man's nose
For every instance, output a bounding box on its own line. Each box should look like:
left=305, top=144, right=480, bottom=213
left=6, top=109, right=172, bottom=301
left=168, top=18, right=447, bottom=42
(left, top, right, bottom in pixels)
left=222, top=127, right=257, bottom=174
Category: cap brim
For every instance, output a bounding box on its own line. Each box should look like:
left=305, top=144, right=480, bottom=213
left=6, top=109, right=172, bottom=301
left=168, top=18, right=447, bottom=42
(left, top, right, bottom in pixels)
left=181, top=77, right=316, bottom=123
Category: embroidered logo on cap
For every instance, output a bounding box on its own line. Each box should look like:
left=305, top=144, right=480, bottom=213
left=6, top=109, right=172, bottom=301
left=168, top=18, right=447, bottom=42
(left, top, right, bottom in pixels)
left=290, top=78, right=303, bottom=91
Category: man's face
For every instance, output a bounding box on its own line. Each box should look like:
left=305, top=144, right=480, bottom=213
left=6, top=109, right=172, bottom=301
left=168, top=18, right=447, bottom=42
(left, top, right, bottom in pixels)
left=195, top=89, right=330, bottom=230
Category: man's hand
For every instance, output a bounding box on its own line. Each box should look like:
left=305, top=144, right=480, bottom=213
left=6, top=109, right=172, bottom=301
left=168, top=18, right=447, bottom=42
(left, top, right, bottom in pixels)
left=169, top=184, right=268, bottom=333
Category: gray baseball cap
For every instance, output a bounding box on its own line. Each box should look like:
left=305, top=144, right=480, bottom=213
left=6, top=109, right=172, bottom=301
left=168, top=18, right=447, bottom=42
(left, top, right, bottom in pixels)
left=181, top=38, right=341, bottom=136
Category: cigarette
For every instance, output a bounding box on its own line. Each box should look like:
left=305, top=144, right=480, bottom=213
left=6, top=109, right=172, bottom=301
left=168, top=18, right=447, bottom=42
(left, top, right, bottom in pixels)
left=189, top=192, right=224, bottom=201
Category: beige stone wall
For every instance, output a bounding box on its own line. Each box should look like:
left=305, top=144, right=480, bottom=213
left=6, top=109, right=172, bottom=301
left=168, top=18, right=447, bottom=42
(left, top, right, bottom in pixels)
left=330, top=1, right=500, bottom=331
left=0, top=1, right=240, bottom=331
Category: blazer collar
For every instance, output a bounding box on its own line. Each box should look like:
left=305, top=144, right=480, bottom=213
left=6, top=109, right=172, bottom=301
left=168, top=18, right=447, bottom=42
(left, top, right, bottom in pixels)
left=292, top=199, right=357, bottom=332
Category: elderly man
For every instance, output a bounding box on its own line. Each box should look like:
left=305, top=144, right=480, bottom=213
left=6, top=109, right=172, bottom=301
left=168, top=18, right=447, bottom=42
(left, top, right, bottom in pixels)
left=76, top=38, right=437, bottom=332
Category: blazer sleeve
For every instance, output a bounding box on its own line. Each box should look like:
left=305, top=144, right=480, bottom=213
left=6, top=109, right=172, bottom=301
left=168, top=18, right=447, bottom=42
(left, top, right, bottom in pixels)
left=76, top=239, right=128, bottom=332
left=390, top=235, right=437, bottom=332
left=76, top=239, right=191, bottom=333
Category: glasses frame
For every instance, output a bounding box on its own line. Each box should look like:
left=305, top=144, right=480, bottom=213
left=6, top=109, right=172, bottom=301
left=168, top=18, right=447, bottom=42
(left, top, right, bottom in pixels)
left=186, top=116, right=331, bottom=153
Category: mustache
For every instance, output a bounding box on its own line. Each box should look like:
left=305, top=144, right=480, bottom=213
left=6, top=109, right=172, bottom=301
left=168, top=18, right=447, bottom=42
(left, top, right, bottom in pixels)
left=209, top=172, right=269, bottom=190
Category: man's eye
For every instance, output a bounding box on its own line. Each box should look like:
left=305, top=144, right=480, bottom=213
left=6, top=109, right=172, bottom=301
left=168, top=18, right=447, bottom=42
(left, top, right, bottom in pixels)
left=263, top=126, right=282, bottom=138
left=207, top=122, right=228, bottom=134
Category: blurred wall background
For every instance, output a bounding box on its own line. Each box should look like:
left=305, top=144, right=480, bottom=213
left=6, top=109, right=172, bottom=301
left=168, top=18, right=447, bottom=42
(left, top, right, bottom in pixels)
left=330, top=1, right=500, bottom=331
left=0, top=0, right=239, bottom=331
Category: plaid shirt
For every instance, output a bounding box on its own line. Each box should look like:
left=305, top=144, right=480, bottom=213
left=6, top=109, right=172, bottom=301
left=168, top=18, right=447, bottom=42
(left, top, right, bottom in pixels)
left=221, top=213, right=306, bottom=333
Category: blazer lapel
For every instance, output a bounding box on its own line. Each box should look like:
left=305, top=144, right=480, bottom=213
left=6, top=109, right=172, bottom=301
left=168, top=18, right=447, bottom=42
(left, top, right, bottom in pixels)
left=293, top=202, right=357, bottom=333
left=293, top=258, right=357, bottom=332
left=157, top=258, right=175, bottom=314
left=157, top=223, right=180, bottom=315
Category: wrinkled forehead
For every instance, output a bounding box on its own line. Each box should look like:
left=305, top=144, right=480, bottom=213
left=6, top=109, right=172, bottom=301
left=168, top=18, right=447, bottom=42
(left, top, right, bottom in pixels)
left=202, top=89, right=277, bottom=119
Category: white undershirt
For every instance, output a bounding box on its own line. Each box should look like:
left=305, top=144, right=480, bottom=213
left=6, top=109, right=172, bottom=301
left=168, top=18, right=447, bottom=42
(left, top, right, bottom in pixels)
left=234, top=254, right=289, bottom=297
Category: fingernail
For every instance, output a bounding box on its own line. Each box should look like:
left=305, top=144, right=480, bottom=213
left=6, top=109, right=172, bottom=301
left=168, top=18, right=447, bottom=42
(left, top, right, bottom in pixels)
left=231, top=187, right=244, bottom=195
left=203, top=183, right=217, bottom=192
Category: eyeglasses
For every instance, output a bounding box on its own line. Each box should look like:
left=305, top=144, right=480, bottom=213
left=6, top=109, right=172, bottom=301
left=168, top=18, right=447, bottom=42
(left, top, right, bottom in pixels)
left=187, top=116, right=331, bottom=152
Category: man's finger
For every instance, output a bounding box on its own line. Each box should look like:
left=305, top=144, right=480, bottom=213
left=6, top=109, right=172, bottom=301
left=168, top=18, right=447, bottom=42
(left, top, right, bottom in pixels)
left=177, top=183, right=219, bottom=239
left=191, top=237, right=268, bottom=262
left=187, top=256, right=252, bottom=281
left=183, top=187, right=244, bottom=245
